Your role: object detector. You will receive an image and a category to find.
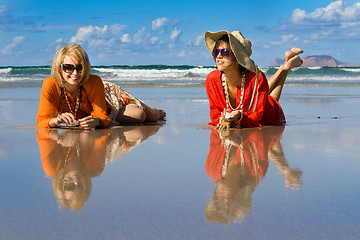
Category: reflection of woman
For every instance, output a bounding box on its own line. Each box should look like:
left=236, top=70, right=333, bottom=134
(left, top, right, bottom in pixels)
left=37, top=129, right=108, bottom=211
left=205, top=127, right=302, bottom=224
left=37, top=124, right=162, bottom=211
left=204, top=30, right=303, bottom=129
left=36, top=44, right=165, bottom=130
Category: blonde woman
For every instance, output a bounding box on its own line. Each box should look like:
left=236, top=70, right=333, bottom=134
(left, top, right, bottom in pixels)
left=37, top=44, right=165, bottom=129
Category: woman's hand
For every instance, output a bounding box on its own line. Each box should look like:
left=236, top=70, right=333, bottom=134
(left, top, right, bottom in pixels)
left=78, top=116, right=100, bottom=130
left=216, top=111, right=231, bottom=131
left=216, top=120, right=231, bottom=131
left=49, top=112, right=76, bottom=127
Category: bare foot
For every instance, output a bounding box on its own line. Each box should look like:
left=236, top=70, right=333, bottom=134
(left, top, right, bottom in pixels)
left=152, top=108, right=166, bottom=120
left=285, top=48, right=304, bottom=61
left=283, top=48, right=304, bottom=71
left=157, top=108, right=166, bottom=120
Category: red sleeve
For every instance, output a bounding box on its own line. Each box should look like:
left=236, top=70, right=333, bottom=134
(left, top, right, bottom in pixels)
left=205, top=70, right=226, bottom=126
left=205, top=129, right=226, bottom=180
left=36, top=77, right=62, bottom=128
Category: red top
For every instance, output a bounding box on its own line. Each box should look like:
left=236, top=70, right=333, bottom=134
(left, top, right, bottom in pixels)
left=205, top=70, right=285, bottom=128
left=205, top=129, right=270, bottom=180
left=36, top=74, right=111, bottom=128
left=205, top=126, right=285, bottom=181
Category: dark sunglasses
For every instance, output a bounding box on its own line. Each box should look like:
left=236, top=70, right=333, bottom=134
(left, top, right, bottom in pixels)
left=213, top=48, right=232, bottom=58
left=61, top=64, right=83, bottom=73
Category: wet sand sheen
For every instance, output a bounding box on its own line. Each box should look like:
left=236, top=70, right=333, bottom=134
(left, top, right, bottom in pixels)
left=0, top=86, right=359, bottom=239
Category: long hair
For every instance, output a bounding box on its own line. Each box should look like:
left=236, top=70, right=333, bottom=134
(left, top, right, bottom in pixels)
left=51, top=44, right=91, bottom=87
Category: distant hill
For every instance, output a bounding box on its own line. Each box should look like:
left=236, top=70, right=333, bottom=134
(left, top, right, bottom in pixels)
left=270, top=55, right=360, bottom=67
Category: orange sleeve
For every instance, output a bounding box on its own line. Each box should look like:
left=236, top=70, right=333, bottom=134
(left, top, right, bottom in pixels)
left=83, top=75, right=111, bottom=128
left=36, top=129, right=62, bottom=177
left=36, top=77, right=62, bottom=128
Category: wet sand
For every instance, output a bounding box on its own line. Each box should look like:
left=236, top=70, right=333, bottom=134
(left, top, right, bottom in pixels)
left=0, top=86, right=359, bottom=239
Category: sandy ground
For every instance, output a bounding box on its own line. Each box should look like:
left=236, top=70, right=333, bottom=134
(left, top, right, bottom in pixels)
left=0, top=86, right=359, bottom=240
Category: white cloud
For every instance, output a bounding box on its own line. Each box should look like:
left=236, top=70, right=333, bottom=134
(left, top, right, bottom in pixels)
left=290, top=1, right=348, bottom=25
left=152, top=17, right=170, bottom=32
left=270, top=34, right=299, bottom=46
left=121, top=33, right=131, bottom=43
left=1, top=36, right=25, bottom=55
left=150, top=37, right=158, bottom=44
left=194, top=35, right=203, bottom=47
left=151, top=17, right=177, bottom=33
left=288, top=0, right=360, bottom=27
left=170, top=27, right=182, bottom=41
left=178, top=50, right=186, bottom=57
left=70, top=24, right=127, bottom=46
left=276, top=1, right=360, bottom=42
left=133, top=27, right=149, bottom=45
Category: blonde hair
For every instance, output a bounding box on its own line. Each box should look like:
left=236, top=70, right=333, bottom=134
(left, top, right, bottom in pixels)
left=53, top=165, right=92, bottom=212
left=51, top=44, right=91, bottom=87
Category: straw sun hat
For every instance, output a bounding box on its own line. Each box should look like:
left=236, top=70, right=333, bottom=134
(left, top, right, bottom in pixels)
left=204, top=30, right=259, bottom=73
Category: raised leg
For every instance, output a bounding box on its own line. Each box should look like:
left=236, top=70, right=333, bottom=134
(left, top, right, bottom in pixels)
left=268, top=48, right=303, bottom=101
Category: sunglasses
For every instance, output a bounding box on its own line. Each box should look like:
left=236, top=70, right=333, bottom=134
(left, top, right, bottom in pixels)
left=213, top=48, right=232, bottom=58
left=61, top=64, right=83, bottom=73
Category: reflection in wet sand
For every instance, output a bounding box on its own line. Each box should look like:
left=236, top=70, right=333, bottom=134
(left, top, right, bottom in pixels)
left=36, top=124, right=162, bottom=211
left=205, top=127, right=302, bottom=224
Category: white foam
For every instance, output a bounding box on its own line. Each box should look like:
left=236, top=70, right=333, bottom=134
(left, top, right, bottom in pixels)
left=340, top=68, right=360, bottom=73
left=287, top=75, right=360, bottom=81
left=93, top=67, right=212, bottom=82
left=0, top=68, right=12, bottom=74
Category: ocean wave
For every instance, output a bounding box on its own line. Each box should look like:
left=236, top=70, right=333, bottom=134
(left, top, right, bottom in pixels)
left=1, top=65, right=360, bottom=88
left=287, top=75, right=360, bottom=81
left=340, top=68, right=360, bottom=73
left=0, top=68, right=12, bottom=74
left=92, top=66, right=212, bottom=83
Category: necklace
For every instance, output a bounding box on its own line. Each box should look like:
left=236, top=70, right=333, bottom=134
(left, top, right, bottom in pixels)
left=222, top=71, right=246, bottom=111
left=63, top=87, right=80, bottom=119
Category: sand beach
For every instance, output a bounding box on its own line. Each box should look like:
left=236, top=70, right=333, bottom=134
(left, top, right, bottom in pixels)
left=0, top=66, right=360, bottom=239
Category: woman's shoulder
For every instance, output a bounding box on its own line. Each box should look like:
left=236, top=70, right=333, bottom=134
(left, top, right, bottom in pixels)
left=87, top=74, right=102, bottom=82
left=43, top=76, right=56, bottom=84
left=42, top=76, right=60, bottom=91
left=207, top=69, right=221, bottom=77
left=85, top=74, right=104, bottom=87
left=247, top=70, right=266, bottom=83
left=205, top=70, right=221, bottom=82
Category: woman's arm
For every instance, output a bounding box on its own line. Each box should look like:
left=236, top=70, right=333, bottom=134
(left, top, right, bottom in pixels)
left=36, top=77, right=62, bottom=128
left=79, top=75, right=111, bottom=129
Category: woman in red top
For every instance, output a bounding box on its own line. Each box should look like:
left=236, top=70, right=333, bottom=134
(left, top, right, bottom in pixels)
left=204, top=31, right=303, bottom=129
left=37, top=44, right=165, bottom=129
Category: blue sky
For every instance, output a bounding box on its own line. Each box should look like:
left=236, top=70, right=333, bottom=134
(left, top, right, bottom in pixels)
left=1, top=0, right=360, bottom=66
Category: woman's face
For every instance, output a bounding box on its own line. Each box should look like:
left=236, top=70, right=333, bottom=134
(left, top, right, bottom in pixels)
left=214, top=41, right=238, bottom=72
left=61, top=55, right=83, bottom=87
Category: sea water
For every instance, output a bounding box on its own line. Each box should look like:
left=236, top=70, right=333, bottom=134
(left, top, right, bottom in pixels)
left=1, top=65, right=360, bottom=89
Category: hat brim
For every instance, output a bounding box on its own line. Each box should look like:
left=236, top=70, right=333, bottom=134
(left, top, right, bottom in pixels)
left=204, top=30, right=258, bottom=73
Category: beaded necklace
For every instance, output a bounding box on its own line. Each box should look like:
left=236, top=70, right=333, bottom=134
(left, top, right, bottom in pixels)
left=222, top=70, right=246, bottom=111
left=63, top=87, right=81, bottom=119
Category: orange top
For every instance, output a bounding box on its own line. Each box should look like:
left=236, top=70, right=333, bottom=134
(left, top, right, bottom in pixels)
left=37, top=129, right=109, bottom=177
left=36, top=74, right=111, bottom=128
